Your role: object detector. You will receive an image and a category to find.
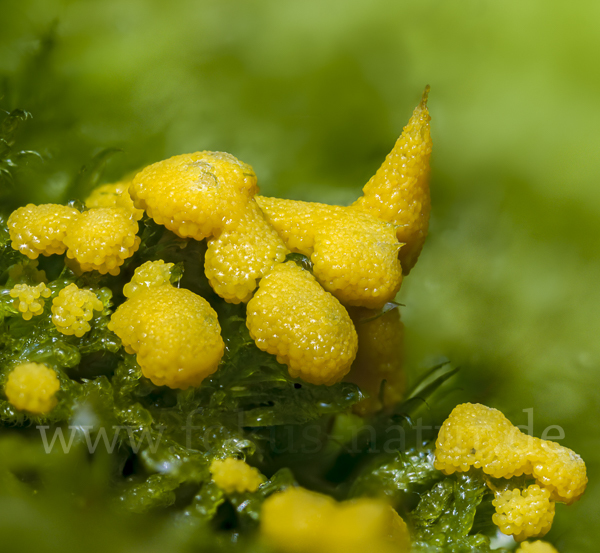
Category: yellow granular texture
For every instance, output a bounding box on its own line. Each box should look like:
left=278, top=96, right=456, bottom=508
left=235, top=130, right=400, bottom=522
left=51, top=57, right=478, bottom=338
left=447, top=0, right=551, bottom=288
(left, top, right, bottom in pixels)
left=256, top=197, right=403, bottom=309
left=256, top=196, right=344, bottom=253
left=261, top=487, right=410, bottom=553
left=85, top=181, right=144, bottom=220
left=7, top=204, right=80, bottom=259
left=434, top=403, right=528, bottom=478
left=9, top=283, right=51, bottom=320
left=353, top=88, right=431, bottom=275
left=5, top=363, right=60, bottom=414
left=51, top=284, right=104, bottom=337
left=517, top=541, right=559, bottom=553
left=246, top=261, right=358, bottom=385
left=312, top=212, right=403, bottom=309
left=108, top=285, right=224, bottom=389
left=434, top=403, right=588, bottom=506
left=209, top=458, right=264, bottom=493
left=63, top=207, right=141, bottom=275
left=205, top=199, right=289, bottom=304
left=492, top=485, right=555, bottom=542
left=530, top=437, right=588, bottom=505
left=130, top=151, right=258, bottom=240
left=123, top=260, right=175, bottom=299
left=345, top=306, right=405, bottom=415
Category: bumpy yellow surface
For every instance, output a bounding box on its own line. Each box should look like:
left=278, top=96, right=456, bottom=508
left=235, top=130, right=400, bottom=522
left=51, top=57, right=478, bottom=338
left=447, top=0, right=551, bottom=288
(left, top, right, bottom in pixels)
left=9, top=283, right=51, bottom=320
left=492, top=485, right=555, bottom=542
left=209, top=458, right=264, bottom=493
left=312, top=211, right=402, bottom=309
left=63, top=207, right=141, bottom=276
left=353, top=88, right=431, bottom=274
left=345, top=306, right=405, bottom=415
left=205, top=199, right=289, bottom=303
left=5, top=363, right=60, bottom=414
left=256, top=197, right=403, bottom=309
left=256, top=196, right=344, bottom=253
left=51, top=284, right=104, bottom=337
left=434, top=403, right=587, bottom=504
left=261, top=487, right=410, bottom=553
left=246, top=262, right=358, bottom=385
left=517, top=541, right=559, bottom=553
left=531, top=437, right=588, bottom=504
left=108, top=285, right=224, bottom=389
left=85, top=180, right=144, bottom=220
left=130, top=151, right=258, bottom=240
left=7, top=204, right=80, bottom=259
left=123, top=260, right=175, bottom=298
left=434, top=403, right=587, bottom=540
left=434, top=402, right=526, bottom=478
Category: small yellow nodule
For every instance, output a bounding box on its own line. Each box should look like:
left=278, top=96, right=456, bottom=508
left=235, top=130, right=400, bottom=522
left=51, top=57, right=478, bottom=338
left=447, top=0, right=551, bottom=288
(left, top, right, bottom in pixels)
left=123, top=260, right=175, bottom=298
left=5, top=363, right=60, bottom=414
left=51, top=284, right=104, bottom=337
left=492, top=485, right=555, bottom=542
left=209, top=458, right=264, bottom=494
left=9, top=282, right=52, bottom=320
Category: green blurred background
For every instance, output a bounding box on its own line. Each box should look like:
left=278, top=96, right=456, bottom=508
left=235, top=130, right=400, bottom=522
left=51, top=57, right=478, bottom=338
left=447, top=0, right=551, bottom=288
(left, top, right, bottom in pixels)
left=1, top=0, right=598, bottom=551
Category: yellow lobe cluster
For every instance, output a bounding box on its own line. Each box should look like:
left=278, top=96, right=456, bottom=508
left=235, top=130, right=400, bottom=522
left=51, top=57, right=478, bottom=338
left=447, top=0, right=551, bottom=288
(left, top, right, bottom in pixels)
left=256, top=197, right=403, bottom=309
left=9, top=283, right=51, bottom=320
left=5, top=363, right=60, bottom=414
left=353, top=88, right=432, bottom=274
left=434, top=403, right=587, bottom=504
left=246, top=261, right=358, bottom=385
left=130, top=151, right=258, bottom=241
left=85, top=180, right=144, bottom=220
left=209, top=458, right=264, bottom=494
left=205, top=199, right=289, bottom=304
left=123, top=260, right=175, bottom=298
left=492, top=485, right=555, bottom=542
left=434, top=403, right=587, bottom=540
left=345, top=306, right=405, bottom=415
left=261, top=487, right=410, bottom=553
left=51, top=284, right=104, bottom=337
left=517, top=541, right=559, bottom=553
left=108, top=285, right=224, bottom=389
left=7, top=204, right=80, bottom=259
left=63, top=208, right=141, bottom=276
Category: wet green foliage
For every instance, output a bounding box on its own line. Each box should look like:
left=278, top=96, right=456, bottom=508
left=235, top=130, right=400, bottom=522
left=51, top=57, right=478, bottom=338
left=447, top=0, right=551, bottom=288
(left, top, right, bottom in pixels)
left=410, top=471, right=506, bottom=553
left=0, top=201, right=502, bottom=552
